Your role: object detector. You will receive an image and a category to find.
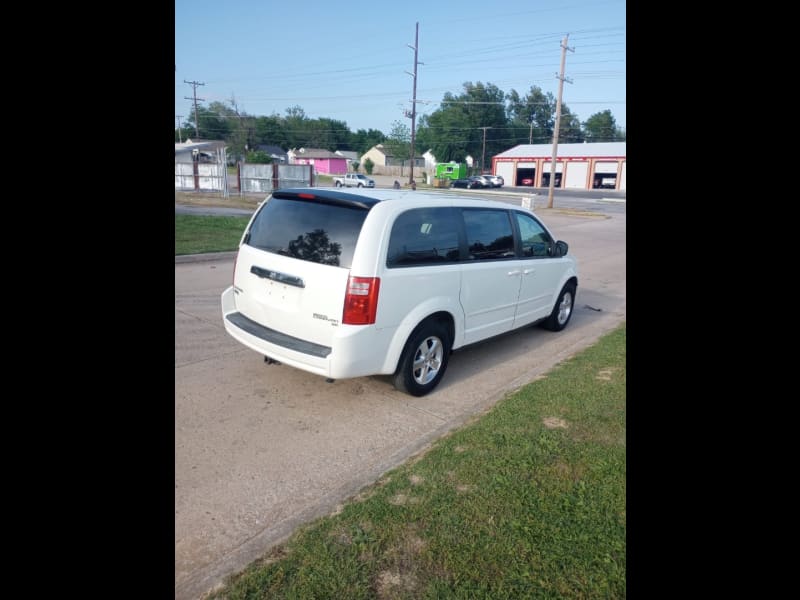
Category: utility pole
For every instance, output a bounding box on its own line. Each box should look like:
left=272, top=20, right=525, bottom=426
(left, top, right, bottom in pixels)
left=480, top=126, right=491, bottom=174
left=176, top=115, right=183, bottom=143
left=406, top=22, right=421, bottom=186
left=547, top=35, right=574, bottom=209
left=184, top=80, right=205, bottom=139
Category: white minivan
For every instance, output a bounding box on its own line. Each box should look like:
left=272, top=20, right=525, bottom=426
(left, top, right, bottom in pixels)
left=221, top=187, right=578, bottom=396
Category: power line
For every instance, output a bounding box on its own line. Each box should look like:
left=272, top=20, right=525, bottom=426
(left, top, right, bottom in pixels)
left=184, top=80, right=205, bottom=138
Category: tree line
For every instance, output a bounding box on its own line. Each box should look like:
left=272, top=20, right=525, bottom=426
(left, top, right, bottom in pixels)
left=176, top=82, right=625, bottom=165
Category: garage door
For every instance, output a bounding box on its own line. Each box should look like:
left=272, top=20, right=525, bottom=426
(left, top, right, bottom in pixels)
left=496, top=162, right=514, bottom=184
left=564, top=161, right=588, bottom=188
left=593, top=161, right=618, bottom=189
left=594, top=161, right=618, bottom=173
left=542, top=161, right=563, bottom=172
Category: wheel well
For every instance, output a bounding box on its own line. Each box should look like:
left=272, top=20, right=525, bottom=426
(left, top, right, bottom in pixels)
left=417, top=311, right=455, bottom=347
left=395, top=311, right=455, bottom=375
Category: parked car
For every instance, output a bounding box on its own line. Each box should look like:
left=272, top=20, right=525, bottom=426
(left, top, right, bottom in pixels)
left=520, top=178, right=534, bottom=186
left=451, top=176, right=489, bottom=189
left=483, top=174, right=504, bottom=187
left=333, top=173, right=375, bottom=188
left=221, top=188, right=578, bottom=396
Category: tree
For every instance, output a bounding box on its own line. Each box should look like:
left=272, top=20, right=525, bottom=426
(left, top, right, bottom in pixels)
left=218, top=96, right=257, bottom=161
left=184, top=104, right=231, bottom=140
left=385, top=120, right=410, bottom=164
left=351, top=128, right=386, bottom=155
left=418, top=81, right=507, bottom=164
left=558, top=107, right=584, bottom=143
left=506, top=86, right=556, bottom=144
left=583, top=110, right=620, bottom=142
left=254, top=114, right=291, bottom=149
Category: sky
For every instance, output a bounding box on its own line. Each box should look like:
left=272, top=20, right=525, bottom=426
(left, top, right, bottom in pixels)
left=175, top=0, right=625, bottom=137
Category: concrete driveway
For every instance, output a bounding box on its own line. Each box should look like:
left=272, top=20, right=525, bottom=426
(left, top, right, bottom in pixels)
left=175, top=208, right=626, bottom=599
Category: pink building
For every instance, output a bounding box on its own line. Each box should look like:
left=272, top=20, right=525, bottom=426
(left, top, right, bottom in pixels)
left=288, top=147, right=348, bottom=175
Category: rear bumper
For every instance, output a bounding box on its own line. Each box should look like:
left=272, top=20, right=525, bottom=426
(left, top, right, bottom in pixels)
left=221, top=286, right=394, bottom=379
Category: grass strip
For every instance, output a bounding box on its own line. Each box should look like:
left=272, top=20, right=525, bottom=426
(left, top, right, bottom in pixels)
left=209, top=323, right=626, bottom=599
left=175, top=215, right=250, bottom=256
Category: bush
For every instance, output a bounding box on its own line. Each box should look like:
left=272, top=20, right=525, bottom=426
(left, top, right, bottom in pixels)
left=350, top=161, right=360, bottom=173
left=245, top=150, right=272, bottom=164
left=363, top=157, right=374, bottom=175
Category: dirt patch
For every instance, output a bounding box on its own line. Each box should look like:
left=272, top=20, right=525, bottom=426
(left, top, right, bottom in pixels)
left=376, top=570, right=418, bottom=598
left=553, top=460, right=586, bottom=481
left=596, top=368, right=616, bottom=381
left=409, top=474, right=424, bottom=486
left=376, top=527, right=426, bottom=598
left=543, top=417, right=568, bottom=429
left=388, top=493, right=421, bottom=506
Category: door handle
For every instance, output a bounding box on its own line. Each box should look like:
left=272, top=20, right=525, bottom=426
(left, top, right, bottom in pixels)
left=523, top=269, right=535, bottom=275
left=507, top=270, right=521, bottom=276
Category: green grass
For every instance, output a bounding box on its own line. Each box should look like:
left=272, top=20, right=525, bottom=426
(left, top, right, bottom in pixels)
left=209, top=324, right=626, bottom=599
left=175, top=215, right=250, bottom=255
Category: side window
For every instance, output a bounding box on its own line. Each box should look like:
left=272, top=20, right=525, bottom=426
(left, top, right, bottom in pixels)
left=515, top=213, right=554, bottom=258
left=463, top=209, right=515, bottom=260
left=387, top=207, right=461, bottom=267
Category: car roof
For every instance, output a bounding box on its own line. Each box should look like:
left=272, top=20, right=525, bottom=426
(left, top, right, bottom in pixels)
left=274, top=187, right=530, bottom=212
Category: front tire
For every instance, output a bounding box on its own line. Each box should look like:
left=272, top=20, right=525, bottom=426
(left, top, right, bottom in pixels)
left=393, top=320, right=451, bottom=396
left=357, top=183, right=363, bottom=188
left=541, top=282, right=576, bottom=331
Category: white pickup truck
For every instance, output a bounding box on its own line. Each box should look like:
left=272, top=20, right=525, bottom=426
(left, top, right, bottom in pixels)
left=332, top=173, right=375, bottom=188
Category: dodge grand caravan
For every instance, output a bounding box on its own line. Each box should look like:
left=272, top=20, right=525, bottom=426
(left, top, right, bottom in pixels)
left=221, top=187, right=578, bottom=396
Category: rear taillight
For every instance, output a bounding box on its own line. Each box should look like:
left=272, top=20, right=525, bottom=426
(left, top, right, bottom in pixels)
left=232, top=253, right=238, bottom=286
left=342, top=276, right=380, bottom=325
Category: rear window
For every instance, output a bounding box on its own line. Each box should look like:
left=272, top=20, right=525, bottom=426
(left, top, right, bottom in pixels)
left=245, top=197, right=369, bottom=268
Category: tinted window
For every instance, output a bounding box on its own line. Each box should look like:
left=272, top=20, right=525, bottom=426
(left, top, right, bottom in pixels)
left=515, top=213, right=554, bottom=257
left=387, top=207, right=461, bottom=267
left=245, top=197, right=368, bottom=268
left=463, top=209, right=515, bottom=260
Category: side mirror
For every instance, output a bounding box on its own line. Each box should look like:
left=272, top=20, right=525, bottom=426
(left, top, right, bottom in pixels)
left=554, top=240, right=569, bottom=257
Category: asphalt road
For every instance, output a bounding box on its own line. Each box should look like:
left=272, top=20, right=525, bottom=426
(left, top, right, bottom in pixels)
left=175, top=206, right=626, bottom=599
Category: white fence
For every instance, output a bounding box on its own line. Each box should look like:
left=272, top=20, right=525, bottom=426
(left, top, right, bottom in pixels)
left=176, top=155, right=312, bottom=196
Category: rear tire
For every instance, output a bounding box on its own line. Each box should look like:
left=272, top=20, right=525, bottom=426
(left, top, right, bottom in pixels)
left=335, top=181, right=342, bottom=187
left=541, top=282, right=576, bottom=331
left=393, top=320, right=451, bottom=396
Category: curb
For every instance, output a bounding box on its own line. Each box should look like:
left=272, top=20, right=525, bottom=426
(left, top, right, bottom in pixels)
left=175, top=251, right=237, bottom=264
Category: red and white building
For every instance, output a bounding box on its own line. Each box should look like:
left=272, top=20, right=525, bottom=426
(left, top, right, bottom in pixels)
left=492, top=142, right=626, bottom=191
